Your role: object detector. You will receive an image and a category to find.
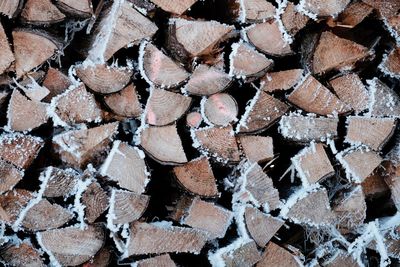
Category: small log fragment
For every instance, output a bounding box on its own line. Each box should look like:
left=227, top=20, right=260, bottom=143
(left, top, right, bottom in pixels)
left=367, top=78, right=400, bottom=117
left=0, top=133, right=43, bottom=169
left=83, top=247, right=111, bottom=267
left=37, top=225, right=105, bottom=266
left=53, top=122, right=119, bottom=168
left=327, top=1, right=373, bottom=28
left=104, top=84, right=142, bottom=118
left=146, top=88, right=191, bottom=125
left=21, top=0, right=65, bottom=25
left=260, top=69, right=303, bottom=92
left=0, top=0, right=22, bottom=18
left=150, top=0, right=196, bottom=14
left=124, top=222, right=208, bottom=256
left=101, top=141, right=149, bottom=193
left=186, top=111, right=202, bottom=128
left=203, top=93, right=238, bottom=126
left=299, top=0, right=350, bottom=17
left=109, top=189, right=149, bottom=225
left=140, top=124, right=187, bottom=165
left=380, top=47, right=400, bottom=78
left=135, top=254, right=176, bottom=267
left=183, top=64, right=232, bottom=96
left=245, top=21, right=292, bottom=56
left=42, top=68, right=71, bottom=102
left=345, top=116, right=396, bottom=150
left=0, top=22, right=14, bottom=75
left=229, top=42, right=273, bottom=80
left=18, top=78, right=50, bottom=102
left=238, top=0, right=275, bottom=23
left=0, top=242, right=44, bottom=266
left=76, top=63, right=132, bottom=94
left=81, top=181, right=109, bottom=223
left=323, top=250, right=358, bottom=267
left=43, top=167, right=79, bottom=198
left=281, top=2, right=309, bottom=36
left=256, top=242, right=301, bottom=267
left=209, top=239, right=261, bottom=267
left=329, top=73, right=369, bottom=113
left=361, top=169, right=390, bottom=199
left=244, top=206, right=284, bottom=247
left=313, top=31, right=369, bottom=74
left=239, top=136, right=273, bottom=163
left=54, top=0, right=93, bottom=18
left=0, top=189, right=33, bottom=224
left=237, top=91, right=289, bottom=134
left=12, top=29, right=59, bottom=78
left=287, top=75, right=349, bottom=115
left=173, top=157, right=218, bottom=197
left=192, top=125, right=240, bottom=162
left=0, top=160, right=24, bottom=194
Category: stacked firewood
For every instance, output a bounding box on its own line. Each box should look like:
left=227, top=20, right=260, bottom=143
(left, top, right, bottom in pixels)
left=0, top=0, right=399, bottom=266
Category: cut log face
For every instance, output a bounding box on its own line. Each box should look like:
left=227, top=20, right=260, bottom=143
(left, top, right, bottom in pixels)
left=383, top=162, right=400, bottom=210
left=19, top=79, right=50, bottom=102
left=12, top=29, right=59, bottom=78
left=83, top=247, right=111, bottom=267
left=282, top=2, right=309, bottom=36
left=0, top=159, right=24, bottom=194
left=150, top=0, right=196, bottom=14
left=256, top=242, right=301, bottom=267
left=361, top=168, right=390, bottom=199
left=0, top=189, right=33, bottom=224
left=260, top=69, right=303, bottom=92
left=0, top=22, right=15, bottom=75
left=386, top=15, right=400, bottom=42
left=0, top=0, right=22, bottom=18
left=183, top=64, right=232, bottom=96
left=136, top=254, right=176, bottom=267
left=239, top=136, right=273, bottom=163
left=173, top=157, right=219, bottom=197
left=54, top=0, right=93, bottom=18
left=288, top=75, right=349, bottom=115
left=329, top=73, right=369, bottom=113
left=125, top=222, right=208, bottom=256
left=101, top=141, right=149, bottom=193
left=299, top=0, right=350, bottom=17
left=110, top=189, right=149, bottom=225
left=312, top=31, right=369, bottom=74
left=146, top=88, right=191, bottom=125
left=203, top=93, right=238, bottom=126
left=186, top=111, right=202, bottom=128
left=239, top=0, right=275, bottom=23
left=323, top=250, right=358, bottom=267
left=182, top=197, right=232, bottom=239
left=244, top=206, right=284, bottom=247
left=43, top=167, right=79, bottom=198
left=246, top=21, right=292, bottom=56
left=279, top=113, right=338, bottom=142
left=237, top=91, right=289, bottom=134
left=140, top=42, right=189, bottom=88
left=380, top=47, right=400, bottom=78
left=367, top=78, right=400, bottom=118
left=37, top=225, right=105, bottom=266
left=229, top=42, right=273, bottom=79
left=104, top=84, right=142, bottom=118
left=361, top=0, right=400, bottom=18
left=81, top=181, right=109, bottom=223
left=75, top=63, right=133, bottom=94
left=0, top=242, right=44, bottom=267
left=328, top=1, right=373, bottom=28
left=292, top=143, right=334, bottom=186
left=192, top=125, right=241, bottom=162
left=42, top=67, right=72, bottom=102
left=21, top=0, right=65, bottom=24
left=215, top=239, right=262, bottom=267
left=345, top=116, right=396, bottom=151
left=140, top=124, right=187, bottom=165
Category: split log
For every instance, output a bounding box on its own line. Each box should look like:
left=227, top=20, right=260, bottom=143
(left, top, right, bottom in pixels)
left=172, top=157, right=219, bottom=197
left=124, top=222, right=208, bottom=256
left=109, top=189, right=149, bottom=225
left=0, top=91, right=8, bottom=107
left=43, top=167, right=79, bottom=198
left=42, top=67, right=72, bottom=102
left=281, top=2, right=309, bottom=36
left=299, top=0, right=350, bottom=17
left=186, top=111, right=202, bottom=128
left=75, top=63, right=133, bottom=94
left=203, top=93, right=238, bottom=126
left=12, top=29, right=59, bottom=78
left=361, top=168, right=390, bottom=199
left=244, top=206, right=284, bottom=247
left=238, top=0, right=275, bottom=23
left=237, top=91, right=289, bottom=134
left=150, top=0, right=196, bottom=14
left=386, top=15, right=400, bottom=42
left=146, top=88, right=191, bottom=125
left=329, top=73, right=369, bottom=113
left=0, top=160, right=24, bottom=194
left=383, top=162, right=400, bottom=210
left=0, top=22, right=14, bottom=75
left=209, top=239, right=261, bottom=267
left=279, top=113, right=338, bottom=143
left=0, top=242, right=44, bottom=267
left=0, top=189, right=33, bottom=224
left=183, top=64, right=232, bottom=96
left=135, top=254, right=176, bottom=267
left=21, top=0, right=65, bottom=25
left=0, top=0, right=22, bottom=18
left=52, top=122, right=119, bottom=168
left=18, top=78, right=50, bottom=102
left=361, top=0, right=400, bottom=18
left=104, top=84, right=142, bottom=118
left=100, top=141, right=149, bottom=193
left=367, top=78, right=400, bottom=117
left=83, top=247, right=111, bottom=267
left=345, top=116, right=396, bottom=151
left=260, top=69, right=303, bottom=92
left=140, top=124, right=187, bottom=164
left=239, top=136, right=273, bottom=163
left=229, top=42, right=273, bottom=80
left=313, top=31, right=369, bottom=74
left=192, top=125, right=241, bottom=162
left=323, top=250, right=358, bottom=267
left=326, top=1, right=373, bottom=28
left=287, top=75, right=349, bottom=115
left=140, top=42, right=189, bottom=88
left=256, top=242, right=301, bottom=267
left=291, top=143, right=334, bottom=186
left=81, top=181, right=109, bottom=223
left=380, top=47, right=400, bottom=78
left=54, top=0, right=93, bottom=18
left=37, top=225, right=105, bottom=266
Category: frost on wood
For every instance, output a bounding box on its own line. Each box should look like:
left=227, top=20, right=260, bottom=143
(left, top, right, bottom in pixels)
left=42, top=167, right=78, bottom=198
left=239, top=135, right=274, bottom=163
left=298, top=0, right=350, bottom=17
left=260, top=69, right=303, bottom=92
left=238, top=0, right=276, bottom=23
left=379, top=47, right=400, bottom=79
left=81, top=181, right=109, bottom=223
left=0, top=160, right=24, bottom=194
left=202, top=93, right=238, bottom=126
left=104, top=84, right=142, bottom=118
left=0, top=241, right=44, bottom=266
left=366, top=78, right=400, bottom=118
left=257, top=242, right=302, bottom=267
left=150, top=0, right=197, bottom=15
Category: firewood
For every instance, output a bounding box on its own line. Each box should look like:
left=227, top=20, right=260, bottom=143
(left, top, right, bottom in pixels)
left=54, top=0, right=93, bottom=18
left=287, top=75, right=349, bottom=115
left=229, top=42, right=273, bottom=80
left=323, top=250, right=358, bottom=267
left=361, top=0, right=400, bottom=18
left=140, top=42, right=189, bottom=88
left=0, top=242, right=44, bottom=266
left=0, top=160, right=24, bottom=194
left=140, top=124, right=187, bottom=164
left=238, top=0, right=275, bottom=23
left=298, top=0, right=350, bottom=17
left=83, top=247, right=111, bottom=267
left=383, top=162, right=400, bottom=210
left=0, top=189, right=33, bottom=224
left=380, top=47, right=400, bottom=78
left=209, top=239, right=261, bottom=267
left=367, top=78, right=400, bottom=117
left=124, top=221, right=208, bottom=256
left=146, top=88, right=191, bottom=125
left=150, top=0, right=196, bottom=14
left=43, top=167, right=79, bottom=198
left=279, top=113, right=338, bottom=143
left=202, top=93, right=238, bottom=126
left=192, top=125, right=241, bottom=162
left=239, top=136, right=273, bottom=163
left=245, top=21, right=292, bottom=56
left=18, top=78, right=50, bottom=102
left=104, top=84, right=142, bottom=118
left=281, top=2, right=309, bottom=36
left=21, top=0, right=65, bottom=25
left=52, top=122, right=119, bottom=168
left=0, top=0, right=22, bottom=18
left=313, top=31, right=369, bottom=74
left=186, top=111, right=202, bottom=128
left=291, top=143, right=334, bottom=186
left=135, top=254, right=176, bottom=267
left=183, top=64, right=232, bottom=96
left=0, top=133, right=43, bottom=169
left=361, top=168, right=390, bottom=199
left=75, top=63, right=132, bottom=94
left=81, top=181, right=109, bottom=223
left=101, top=141, right=149, bottom=193
left=237, top=91, right=289, bottom=134
left=326, top=1, right=373, bottom=28
left=0, top=91, right=8, bottom=107
left=42, top=67, right=71, bottom=102
left=345, top=116, right=396, bottom=151
left=172, top=157, right=218, bottom=197
left=260, top=69, right=303, bottom=92
left=12, top=29, right=59, bottom=78
left=256, top=242, right=301, bottom=267
left=329, top=73, right=369, bottom=113
left=386, top=15, right=400, bottom=43
left=244, top=206, right=284, bottom=247
left=0, top=22, right=14, bottom=75
left=37, top=225, right=105, bottom=266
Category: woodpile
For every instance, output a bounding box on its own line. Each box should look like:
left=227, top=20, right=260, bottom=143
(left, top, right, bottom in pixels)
left=0, top=0, right=400, bottom=266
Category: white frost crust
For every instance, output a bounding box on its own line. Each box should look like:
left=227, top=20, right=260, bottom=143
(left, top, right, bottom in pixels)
left=71, top=178, right=93, bottom=230
left=275, top=0, right=294, bottom=44
left=133, top=86, right=152, bottom=145
left=200, top=97, right=215, bottom=127
left=106, top=189, right=120, bottom=233
left=138, top=40, right=154, bottom=87
left=335, top=146, right=371, bottom=183
left=235, top=89, right=261, bottom=133
left=291, top=141, right=317, bottom=188
left=378, top=51, right=400, bottom=79
left=383, top=17, right=400, bottom=47
left=208, top=237, right=253, bottom=267
left=238, top=0, right=247, bottom=23
left=228, top=42, right=241, bottom=78
left=231, top=161, right=262, bottom=208
left=100, top=140, right=121, bottom=176
left=296, top=0, right=318, bottom=20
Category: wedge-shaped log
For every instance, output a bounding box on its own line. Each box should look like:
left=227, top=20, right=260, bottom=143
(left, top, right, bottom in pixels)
left=42, top=67, right=71, bottom=102
left=380, top=47, right=400, bottom=78
left=299, top=0, right=350, bottom=17
left=282, top=2, right=309, bottom=36
left=238, top=0, right=275, bottom=23
left=327, top=1, right=373, bottom=28
left=260, top=69, right=303, bottom=92
left=209, top=239, right=261, bottom=267
left=256, top=242, right=302, bottom=267
left=104, top=84, right=142, bottom=118
left=0, top=189, right=33, bottom=224
left=109, top=189, right=149, bottom=225
left=0, top=0, right=23, bottom=18
left=239, top=136, right=273, bottom=163
left=21, top=0, right=65, bottom=25
left=0, top=160, right=24, bottom=194
left=203, top=93, right=238, bottom=126
left=43, top=167, right=79, bottom=198
left=135, top=254, right=176, bottom=267
left=54, top=0, right=93, bottom=18
left=81, top=181, right=109, bottom=223
left=0, top=242, right=44, bottom=267
left=367, top=78, right=400, bottom=118
left=0, top=22, right=14, bottom=75
left=150, top=0, right=196, bottom=14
